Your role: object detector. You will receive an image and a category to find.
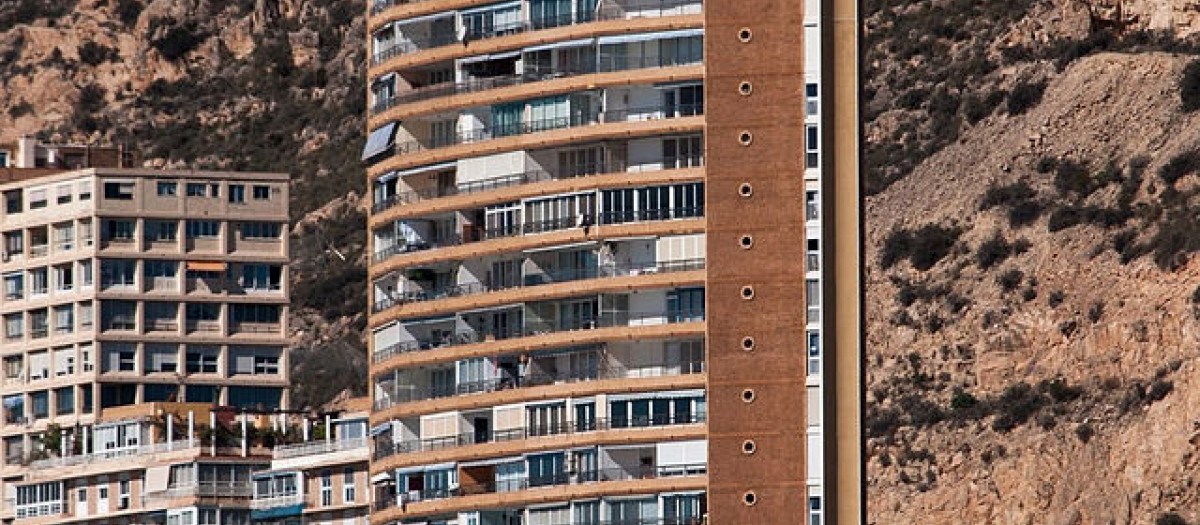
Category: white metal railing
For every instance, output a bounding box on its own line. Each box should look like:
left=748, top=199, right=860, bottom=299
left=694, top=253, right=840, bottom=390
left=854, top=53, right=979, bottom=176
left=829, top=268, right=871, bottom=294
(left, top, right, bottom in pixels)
left=30, top=442, right=199, bottom=470
left=14, top=500, right=62, bottom=519
left=250, top=492, right=304, bottom=510
left=272, top=437, right=368, bottom=460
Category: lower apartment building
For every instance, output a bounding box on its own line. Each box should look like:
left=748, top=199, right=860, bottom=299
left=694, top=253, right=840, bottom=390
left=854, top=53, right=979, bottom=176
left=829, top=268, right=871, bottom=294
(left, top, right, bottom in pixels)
left=250, top=398, right=372, bottom=525
left=0, top=168, right=292, bottom=523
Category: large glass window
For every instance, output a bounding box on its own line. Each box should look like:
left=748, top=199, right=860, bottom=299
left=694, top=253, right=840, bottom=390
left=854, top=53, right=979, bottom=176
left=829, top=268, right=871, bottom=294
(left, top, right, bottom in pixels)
left=186, top=221, right=220, bottom=238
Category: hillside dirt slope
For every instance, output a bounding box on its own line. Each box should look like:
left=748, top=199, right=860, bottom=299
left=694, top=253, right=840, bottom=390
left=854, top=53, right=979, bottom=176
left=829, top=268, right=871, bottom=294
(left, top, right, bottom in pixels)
left=866, top=51, right=1200, bottom=524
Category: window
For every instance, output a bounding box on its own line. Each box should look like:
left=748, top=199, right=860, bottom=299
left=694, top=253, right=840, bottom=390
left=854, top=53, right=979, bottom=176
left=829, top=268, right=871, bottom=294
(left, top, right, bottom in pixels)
left=806, top=124, right=819, bottom=168
left=808, top=331, right=820, bottom=375
left=227, top=386, right=282, bottom=409
left=253, top=355, right=279, bottom=375
left=53, top=222, right=73, bottom=250
left=29, top=268, right=47, bottom=295
left=79, top=259, right=94, bottom=287
left=186, top=221, right=220, bottom=238
left=145, top=260, right=178, bottom=280
left=79, top=302, right=93, bottom=329
left=186, top=183, right=205, bottom=196
left=663, top=84, right=703, bottom=117
left=667, top=287, right=705, bottom=321
left=343, top=468, right=356, bottom=502
left=4, top=230, right=22, bottom=256
left=231, top=304, right=280, bottom=325
left=4, top=272, right=22, bottom=300
left=806, top=190, right=820, bottom=221
left=806, top=279, right=821, bottom=322
left=806, top=82, right=819, bottom=117
left=30, top=309, right=47, bottom=338
left=78, top=181, right=92, bottom=201
left=145, top=345, right=179, bottom=373
left=240, top=222, right=281, bottom=239
left=101, top=301, right=137, bottom=331
left=663, top=135, right=704, bottom=169
left=157, top=182, right=177, bottom=196
left=5, top=313, right=23, bottom=340
left=110, top=349, right=136, bottom=372
left=228, top=184, right=245, bottom=203
left=3, top=356, right=20, bottom=380
left=30, top=391, right=48, bottom=418
left=252, top=185, right=271, bottom=200
left=28, top=189, right=46, bottom=209
left=809, top=496, right=822, bottom=525
left=3, top=190, right=21, bottom=214
left=209, top=184, right=220, bottom=198
left=145, top=302, right=178, bottom=330
left=241, top=264, right=282, bottom=291
left=147, top=220, right=177, bottom=242
left=53, top=264, right=73, bottom=292
left=320, top=471, right=332, bottom=506
left=55, top=387, right=73, bottom=415
left=104, top=219, right=135, bottom=241
left=186, top=347, right=219, bottom=374
left=100, top=259, right=137, bottom=288
left=56, top=185, right=72, bottom=204
left=53, top=305, right=73, bottom=334
left=660, top=35, right=703, bottom=65
left=103, top=182, right=134, bottom=200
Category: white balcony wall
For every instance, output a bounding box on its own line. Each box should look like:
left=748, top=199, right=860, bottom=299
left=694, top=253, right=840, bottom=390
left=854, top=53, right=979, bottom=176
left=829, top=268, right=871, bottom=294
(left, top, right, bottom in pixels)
left=656, top=234, right=704, bottom=263
left=458, top=151, right=528, bottom=184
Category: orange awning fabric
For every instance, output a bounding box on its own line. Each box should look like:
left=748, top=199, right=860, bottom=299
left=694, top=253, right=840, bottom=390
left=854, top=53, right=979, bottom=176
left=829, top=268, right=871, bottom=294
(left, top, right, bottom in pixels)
left=186, top=261, right=227, bottom=271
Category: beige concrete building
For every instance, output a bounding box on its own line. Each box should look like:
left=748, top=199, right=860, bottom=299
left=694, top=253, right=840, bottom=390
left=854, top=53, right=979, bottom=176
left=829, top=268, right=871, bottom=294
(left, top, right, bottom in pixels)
left=362, top=0, right=861, bottom=522
left=251, top=398, right=373, bottom=525
left=0, top=168, right=292, bottom=523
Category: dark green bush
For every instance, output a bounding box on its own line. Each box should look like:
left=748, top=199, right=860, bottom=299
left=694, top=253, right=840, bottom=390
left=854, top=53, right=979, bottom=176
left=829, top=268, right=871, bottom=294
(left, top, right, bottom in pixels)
left=996, top=268, right=1024, bottom=292
left=991, top=382, right=1044, bottom=432
left=149, top=19, right=207, bottom=61
left=1156, top=513, right=1189, bottom=525
left=1181, top=59, right=1200, bottom=112
left=78, top=41, right=117, bottom=66
left=1006, top=80, right=1047, bottom=115
left=115, top=0, right=143, bottom=26
left=1147, top=379, right=1174, bottom=402
left=950, top=390, right=978, bottom=410
left=1158, top=150, right=1200, bottom=185
left=1074, top=422, right=1094, bottom=443
left=1048, top=290, right=1066, bottom=307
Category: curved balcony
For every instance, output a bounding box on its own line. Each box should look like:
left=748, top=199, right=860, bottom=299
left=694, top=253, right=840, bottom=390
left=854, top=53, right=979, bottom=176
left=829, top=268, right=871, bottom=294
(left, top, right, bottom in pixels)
left=374, top=356, right=703, bottom=409
left=373, top=258, right=703, bottom=313
left=383, top=103, right=701, bottom=161
left=371, top=0, right=700, bottom=64
left=370, top=61, right=703, bottom=124
left=373, top=414, right=705, bottom=469
left=371, top=370, right=705, bottom=422
left=369, top=114, right=704, bottom=178
left=371, top=464, right=706, bottom=522
left=371, top=309, right=704, bottom=372
left=373, top=204, right=703, bottom=267
left=370, top=163, right=703, bottom=221
left=372, top=267, right=704, bottom=323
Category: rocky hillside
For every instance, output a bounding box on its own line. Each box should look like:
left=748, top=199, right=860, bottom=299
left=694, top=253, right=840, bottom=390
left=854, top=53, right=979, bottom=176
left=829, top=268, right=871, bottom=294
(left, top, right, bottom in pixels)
left=865, top=1, right=1200, bottom=523
left=0, top=0, right=368, bottom=408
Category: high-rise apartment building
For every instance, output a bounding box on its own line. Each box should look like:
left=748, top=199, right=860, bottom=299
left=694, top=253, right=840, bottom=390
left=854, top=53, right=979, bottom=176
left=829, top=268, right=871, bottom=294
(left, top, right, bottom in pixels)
left=0, top=168, right=292, bottom=522
left=363, top=0, right=861, bottom=522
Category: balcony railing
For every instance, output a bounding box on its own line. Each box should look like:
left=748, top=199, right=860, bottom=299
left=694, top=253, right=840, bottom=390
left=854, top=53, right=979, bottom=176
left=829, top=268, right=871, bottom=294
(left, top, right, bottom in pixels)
left=273, top=436, right=369, bottom=460
left=250, top=492, right=305, bottom=510
left=372, top=258, right=704, bottom=312
left=381, top=102, right=703, bottom=160
left=144, top=481, right=253, bottom=504
left=374, top=463, right=706, bottom=511
left=371, top=52, right=703, bottom=115
left=373, top=201, right=703, bottom=264
left=370, top=0, right=700, bottom=63
left=30, top=442, right=200, bottom=470
left=372, top=307, right=704, bottom=364
left=373, top=413, right=705, bottom=461
left=374, top=358, right=703, bottom=411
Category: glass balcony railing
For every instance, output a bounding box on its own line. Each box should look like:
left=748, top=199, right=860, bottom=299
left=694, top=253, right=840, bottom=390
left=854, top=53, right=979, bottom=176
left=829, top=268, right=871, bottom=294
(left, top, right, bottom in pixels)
left=382, top=103, right=702, bottom=160
left=372, top=258, right=704, bottom=312
left=372, top=202, right=703, bottom=264
left=374, top=359, right=704, bottom=411
left=372, top=307, right=705, bottom=364
left=373, top=413, right=705, bottom=461
left=372, top=155, right=702, bottom=214
left=370, top=0, right=699, bottom=63
left=373, top=463, right=706, bottom=511
left=371, top=53, right=703, bottom=116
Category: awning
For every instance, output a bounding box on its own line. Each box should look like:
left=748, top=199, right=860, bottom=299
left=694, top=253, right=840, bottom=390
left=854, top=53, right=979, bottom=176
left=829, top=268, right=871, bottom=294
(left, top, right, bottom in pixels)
left=654, top=80, right=703, bottom=89
left=459, top=456, right=521, bottom=468
left=372, top=72, right=397, bottom=86
left=395, top=462, right=456, bottom=475
left=460, top=0, right=521, bottom=15
left=524, top=38, right=595, bottom=53
left=375, top=171, right=399, bottom=184
left=396, top=160, right=457, bottom=177
left=523, top=241, right=597, bottom=254
left=394, top=11, right=456, bottom=25
left=459, top=50, right=522, bottom=64
left=145, top=465, right=171, bottom=493
left=597, top=28, right=704, bottom=45
left=608, top=389, right=705, bottom=402
left=371, top=472, right=394, bottom=484
left=362, top=122, right=399, bottom=161
left=186, top=261, right=227, bottom=272
left=370, top=423, right=392, bottom=437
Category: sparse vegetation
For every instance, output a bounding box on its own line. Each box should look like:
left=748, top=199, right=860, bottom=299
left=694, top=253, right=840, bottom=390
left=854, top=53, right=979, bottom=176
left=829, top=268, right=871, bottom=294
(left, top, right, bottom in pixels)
left=1181, top=59, right=1200, bottom=112
left=996, top=268, right=1023, bottom=292
left=880, top=224, right=962, bottom=271
left=1074, top=422, right=1094, bottom=443
left=975, top=232, right=1030, bottom=269
left=78, top=41, right=117, bottom=66
left=1156, top=513, right=1189, bottom=525
left=148, top=17, right=207, bottom=61
left=1006, top=80, right=1047, bottom=115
